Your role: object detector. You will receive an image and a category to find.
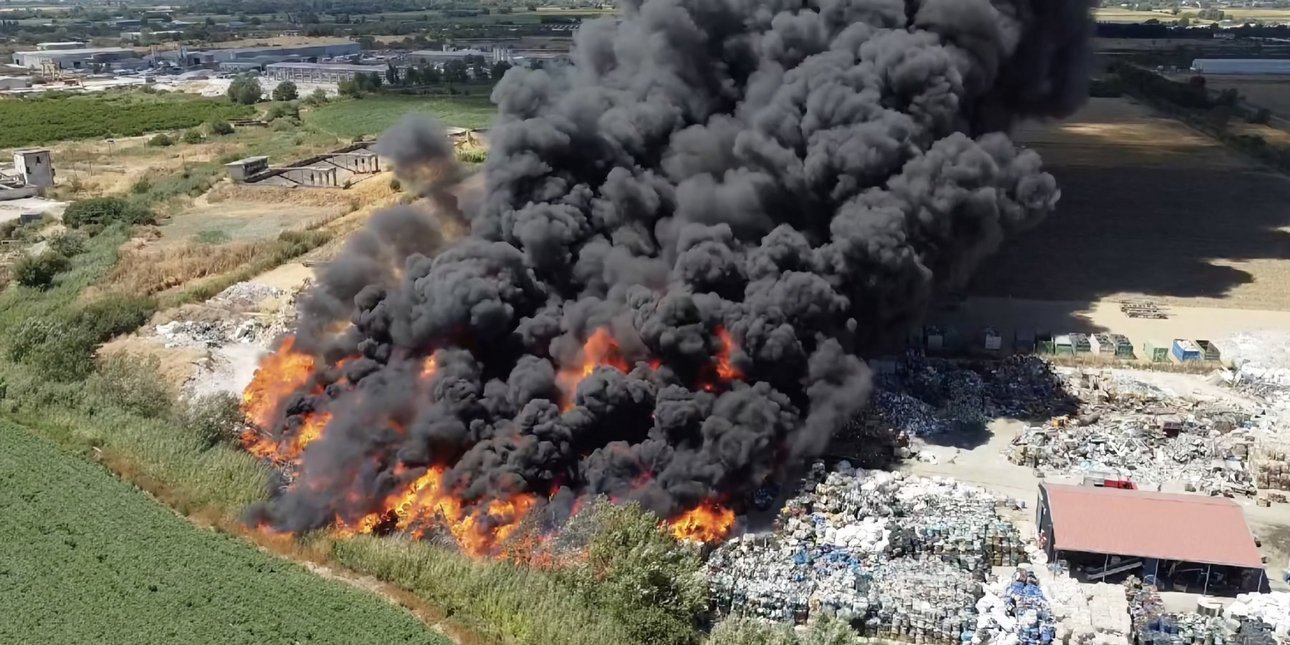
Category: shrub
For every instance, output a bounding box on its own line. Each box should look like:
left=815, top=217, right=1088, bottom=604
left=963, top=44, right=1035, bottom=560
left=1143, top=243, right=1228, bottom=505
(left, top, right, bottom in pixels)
left=208, top=120, right=235, bottom=136
left=8, top=293, right=156, bottom=382
left=48, top=232, right=88, bottom=257
left=456, top=147, right=487, bottom=164
left=148, top=133, right=174, bottom=147
left=182, top=130, right=205, bottom=144
left=131, top=177, right=153, bottom=194
left=63, top=197, right=154, bottom=229
left=228, top=75, right=263, bottom=105
left=272, top=80, right=299, bottom=102
left=266, top=103, right=299, bottom=121
left=304, top=88, right=329, bottom=106
left=173, top=392, right=244, bottom=448
left=88, top=352, right=173, bottom=418
left=11, top=252, right=70, bottom=289
left=557, top=501, right=707, bottom=645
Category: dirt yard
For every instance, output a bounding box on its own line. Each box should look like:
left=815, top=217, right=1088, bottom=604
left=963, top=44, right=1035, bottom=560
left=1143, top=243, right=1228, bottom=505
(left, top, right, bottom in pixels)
left=971, top=97, right=1290, bottom=312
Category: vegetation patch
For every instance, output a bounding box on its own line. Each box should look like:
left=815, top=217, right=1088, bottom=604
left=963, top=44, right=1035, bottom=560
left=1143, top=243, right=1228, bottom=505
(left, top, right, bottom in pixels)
left=306, top=95, right=497, bottom=136
left=0, top=92, right=254, bottom=148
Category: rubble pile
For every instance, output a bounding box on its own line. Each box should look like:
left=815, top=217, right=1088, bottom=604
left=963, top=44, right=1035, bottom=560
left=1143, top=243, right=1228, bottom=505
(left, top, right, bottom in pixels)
left=707, top=462, right=1022, bottom=633
left=1221, top=332, right=1290, bottom=437
left=1007, top=369, right=1258, bottom=493
left=974, top=568, right=1057, bottom=645
left=1252, top=440, right=1290, bottom=493
left=155, top=283, right=292, bottom=349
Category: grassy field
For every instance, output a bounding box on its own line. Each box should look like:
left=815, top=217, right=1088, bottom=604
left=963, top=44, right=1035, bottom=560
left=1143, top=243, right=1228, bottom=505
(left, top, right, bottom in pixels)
left=0, top=420, right=449, bottom=645
left=306, top=95, right=497, bottom=136
left=0, top=92, right=253, bottom=149
left=971, top=97, right=1290, bottom=311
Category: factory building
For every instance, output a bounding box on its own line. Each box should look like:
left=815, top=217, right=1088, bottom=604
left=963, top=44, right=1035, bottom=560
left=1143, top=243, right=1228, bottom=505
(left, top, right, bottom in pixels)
left=1036, top=484, right=1269, bottom=595
left=178, top=43, right=361, bottom=67
left=264, top=62, right=382, bottom=83
left=11, top=47, right=137, bottom=70
left=1190, top=59, right=1290, bottom=75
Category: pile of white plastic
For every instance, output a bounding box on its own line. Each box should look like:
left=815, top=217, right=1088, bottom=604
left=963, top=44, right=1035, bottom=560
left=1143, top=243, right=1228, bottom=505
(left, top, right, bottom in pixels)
left=1038, top=568, right=1130, bottom=645
left=974, top=567, right=1057, bottom=645
left=1225, top=591, right=1290, bottom=638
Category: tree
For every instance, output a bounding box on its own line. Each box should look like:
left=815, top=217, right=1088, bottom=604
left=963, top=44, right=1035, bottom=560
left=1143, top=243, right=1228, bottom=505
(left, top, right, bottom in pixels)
left=272, top=80, right=298, bottom=101
left=491, top=60, right=512, bottom=81
left=338, top=78, right=361, bottom=97
left=385, top=63, right=400, bottom=85
left=443, top=59, right=469, bottom=83
left=181, top=130, right=204, bottom=144
left=304, top=87, right=329, bottom=105
left=208, top=120, right=234, bottom=135
left=227, top=74, right=262, bottom=105
left=147, top=133, right=173, bottom=147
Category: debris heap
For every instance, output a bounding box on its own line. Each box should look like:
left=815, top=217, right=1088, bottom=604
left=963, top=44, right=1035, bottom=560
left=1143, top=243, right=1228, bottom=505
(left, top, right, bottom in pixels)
left=706, top=462, right=1022, bottom=633
left=974, top=567, right=1058, bottom=645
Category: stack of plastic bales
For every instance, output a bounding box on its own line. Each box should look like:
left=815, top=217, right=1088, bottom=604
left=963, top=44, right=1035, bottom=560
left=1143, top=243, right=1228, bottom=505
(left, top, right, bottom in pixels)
left=974, top=567, right=1057, bottom=645
left=1038, top=565, right=1130, bottom=645
left=1130, top=583, right=1232, bottom=645
left=1225, top=591, right=1290, bottom=640
left=866, top=557, right=982, bottom=643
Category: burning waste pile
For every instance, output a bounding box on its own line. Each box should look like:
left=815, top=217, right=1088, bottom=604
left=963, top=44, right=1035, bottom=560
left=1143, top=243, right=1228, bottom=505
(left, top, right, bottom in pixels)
left=237, top=0, right=1094, bottom=558
left=705, top=461, right=1029, bottom=638
left=1007, top=369, right=1260, bottom=494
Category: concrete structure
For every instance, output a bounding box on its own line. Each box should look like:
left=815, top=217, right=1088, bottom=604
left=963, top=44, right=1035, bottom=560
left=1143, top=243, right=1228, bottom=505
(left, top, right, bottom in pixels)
left=1191, top=59, right=1290, bottom=75
left=13, top=150, right=54, bottom=191
left=264, top=62, right=381, bottom=83
left=1037, top=484, right=1268, bottom=594
left=277, top=166, right=338, bottom=188
left=408, top=47, right=492, bottom=65
left=225, top=156, right=269, bottom=183
left=179, top=43, right=360, bottom=67
left=327, top=151, right=380, bottom=174
left=11, top=47, right=137, bottom=70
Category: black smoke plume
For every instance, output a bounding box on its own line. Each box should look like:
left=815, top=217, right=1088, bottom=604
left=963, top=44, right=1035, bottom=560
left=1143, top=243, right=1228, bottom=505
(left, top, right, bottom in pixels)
left=252, top=0, right=1093, bottom=539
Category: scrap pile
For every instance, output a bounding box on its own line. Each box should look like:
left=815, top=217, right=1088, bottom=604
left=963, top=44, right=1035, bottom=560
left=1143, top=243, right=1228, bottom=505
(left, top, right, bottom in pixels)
left=974, top=567, right=1057, bottom=645
left=871, top=355, right=1076, bottom=438
left=1007, top=369, right=1257, bottom=493
left=707, top=462, right=1022, bottom=635
left=1039, top=566, right=1131, bottom=645
left=1226, top=592, right=1290, bottom=641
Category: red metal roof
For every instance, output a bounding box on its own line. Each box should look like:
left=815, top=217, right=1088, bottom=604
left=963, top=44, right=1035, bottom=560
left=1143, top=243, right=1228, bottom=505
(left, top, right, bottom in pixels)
left=1043, top=483, right=1264, bottom=569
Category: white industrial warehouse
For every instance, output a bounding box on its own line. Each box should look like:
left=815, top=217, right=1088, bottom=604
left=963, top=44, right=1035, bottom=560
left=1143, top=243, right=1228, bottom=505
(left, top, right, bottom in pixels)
left=1190, top=58, right=1290, bottom=75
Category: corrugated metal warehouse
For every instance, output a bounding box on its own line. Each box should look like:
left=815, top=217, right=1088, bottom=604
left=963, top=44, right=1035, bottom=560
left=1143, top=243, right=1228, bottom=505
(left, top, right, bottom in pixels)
left=1036, top=484, right=1269, bottom=594
left=1190, top=59, right=1290, bottom=75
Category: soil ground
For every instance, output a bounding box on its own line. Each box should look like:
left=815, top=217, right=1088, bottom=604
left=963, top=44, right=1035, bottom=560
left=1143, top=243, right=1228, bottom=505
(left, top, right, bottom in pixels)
left=972, top=97, right=1290, bottom=313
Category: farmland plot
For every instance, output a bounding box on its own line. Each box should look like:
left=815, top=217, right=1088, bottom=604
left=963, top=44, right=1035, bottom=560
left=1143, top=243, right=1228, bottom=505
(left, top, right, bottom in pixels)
left=0, top=421, right=449, bottom=645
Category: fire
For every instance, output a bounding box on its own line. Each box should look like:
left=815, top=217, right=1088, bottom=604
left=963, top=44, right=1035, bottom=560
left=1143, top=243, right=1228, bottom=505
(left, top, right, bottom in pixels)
left=714, top=327, right=742, bottom=381
left=556, top=328, right=630, bottom=409
left=669, top=500, right=736, bottom=543
left=338, top=466, right=538, bottom=558
left=420, top=356, right=438, bottom=380
left=241, top=336, right=317, bottom=429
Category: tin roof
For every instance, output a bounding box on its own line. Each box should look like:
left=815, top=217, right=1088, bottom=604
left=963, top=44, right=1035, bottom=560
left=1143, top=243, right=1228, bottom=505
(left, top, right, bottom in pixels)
left=1043, top=484, right=1264, bottom=569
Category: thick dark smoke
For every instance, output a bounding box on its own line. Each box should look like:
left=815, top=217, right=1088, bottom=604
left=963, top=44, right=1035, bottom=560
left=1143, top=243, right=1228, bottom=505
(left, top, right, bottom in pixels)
left=255, top=0, right=1093, bottom=536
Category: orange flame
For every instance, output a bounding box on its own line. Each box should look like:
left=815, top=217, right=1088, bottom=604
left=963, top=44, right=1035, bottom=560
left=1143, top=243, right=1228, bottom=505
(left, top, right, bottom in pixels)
left=714, top=327, right=742, bottom=381
left=420, top=355, right=438, bottom=380
left=338, top=466, right=538, bottom=558
left=556, top=328, right=630, bottom=410
left=241, top=336, right=317, bottom=429
left=669, top=501, right=736, bottom=543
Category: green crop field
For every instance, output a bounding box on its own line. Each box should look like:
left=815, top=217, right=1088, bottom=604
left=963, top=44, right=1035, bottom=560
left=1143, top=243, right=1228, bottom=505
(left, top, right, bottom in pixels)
left=306, top=95, right=497, bottom=136
left=0, top=421, right=449, bottom=645
left=0, top=92, right=254, bottom=149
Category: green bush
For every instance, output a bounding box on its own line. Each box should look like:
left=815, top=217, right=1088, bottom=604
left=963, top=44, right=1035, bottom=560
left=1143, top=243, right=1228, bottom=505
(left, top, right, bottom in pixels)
left=456, top=148, right=487, bottom=164
left=304, top=88, right=329, bottom=106
left=208, top=120, right=235, bottom=136
left=63, top=197, right=154, bottom=229
left=557, top=501, right=707, bottom=645
left=272, top=80, right=299, bottom=102
left=47, top=232, right=88, bottom=257
left=11, top=252, right=70, bottom=289
left=131, top=177, right=153, bottom=194
left=8, top=293, right=156, bottom=381
left=266, top=103, right=300, bottom=121
left=88, top=352, right=173, bottom=418
left=173, top=392, right=245, bottom=449
left=148, top=133, right=174, bottom=147
left=707, top=616, right=860, bottom=645
left=182, top=130, right=205, bottom=144
left=228, top=75, right=263, bottom=105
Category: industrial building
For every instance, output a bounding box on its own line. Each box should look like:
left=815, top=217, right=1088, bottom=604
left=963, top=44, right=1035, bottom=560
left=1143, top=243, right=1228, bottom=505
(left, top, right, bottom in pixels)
left=177, top=43, right=361, bottom=67
left=263, top=62, right=382, bottom=83
left=11, top=47, right=137, bottom=70
left=407, top=47, right=508, bottom=65
left=1190, top=59, right=1290, bottom=75
left=1036, top=483, right=1268, bottom=594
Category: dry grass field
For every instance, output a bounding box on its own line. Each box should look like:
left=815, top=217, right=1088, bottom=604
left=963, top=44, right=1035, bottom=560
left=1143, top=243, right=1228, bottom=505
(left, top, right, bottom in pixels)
left=1200, top=76, right=1290, bottom=120
left=971, top=97, right=1290, bottom=312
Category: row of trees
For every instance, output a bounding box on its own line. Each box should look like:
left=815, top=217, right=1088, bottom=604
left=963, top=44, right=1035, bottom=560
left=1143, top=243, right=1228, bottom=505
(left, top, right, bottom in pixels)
left=227, top=76, right=306, bottom=105
left=382, top=58, right=512, bottom=87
